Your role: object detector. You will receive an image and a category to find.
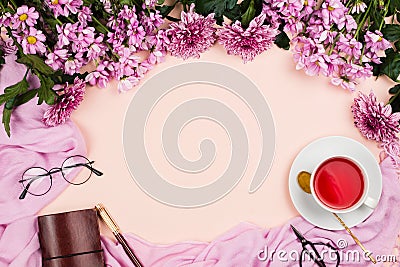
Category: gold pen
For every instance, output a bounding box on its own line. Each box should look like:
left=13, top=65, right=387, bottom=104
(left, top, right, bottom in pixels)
left=95, top=204, right=143, bottom=267
left=332, top=213, right=376, bottom=264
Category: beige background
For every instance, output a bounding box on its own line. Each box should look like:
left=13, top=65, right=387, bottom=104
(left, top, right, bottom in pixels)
left=40, top=44, right=394, bottom=244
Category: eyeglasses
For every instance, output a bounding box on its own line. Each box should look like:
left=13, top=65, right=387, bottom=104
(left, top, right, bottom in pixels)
left=19, top=155, right=103, bottom=200
left=291, top=225, right=340, bottom=267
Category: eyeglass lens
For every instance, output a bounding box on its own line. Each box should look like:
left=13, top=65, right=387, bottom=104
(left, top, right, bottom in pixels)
left=21, top=167, right=52, bottom=196
left=61, top=155, right=93, bottom=185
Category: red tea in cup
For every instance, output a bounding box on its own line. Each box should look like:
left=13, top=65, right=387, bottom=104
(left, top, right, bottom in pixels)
left=313, top=157, right=365, bottom=210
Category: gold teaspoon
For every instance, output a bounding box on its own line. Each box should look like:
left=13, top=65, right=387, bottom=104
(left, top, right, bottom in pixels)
left=296, top=171, right=377, bottom=264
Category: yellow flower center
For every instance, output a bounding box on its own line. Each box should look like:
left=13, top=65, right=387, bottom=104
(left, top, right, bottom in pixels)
left=19, top=13, right=28, bottom=21
left=378, top=36, right=382, bottom=42
left=304, top=0, right=308, bottom=6
left=27, top=36, right=37, bottom=45
left=52, top=0, right=59, bottom=4
left=328, top=6, right=335, bottom=11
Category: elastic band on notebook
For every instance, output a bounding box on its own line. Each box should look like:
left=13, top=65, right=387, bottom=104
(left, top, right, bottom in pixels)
left=43, top=249, right=104, bottom=261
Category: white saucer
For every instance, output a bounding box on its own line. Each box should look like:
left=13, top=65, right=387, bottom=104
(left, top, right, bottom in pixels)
left=289, top=136, right=382, bottom=230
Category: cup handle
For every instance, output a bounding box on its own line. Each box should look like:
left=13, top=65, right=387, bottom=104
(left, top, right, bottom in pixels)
left=363, top=196, right=378, bottom=209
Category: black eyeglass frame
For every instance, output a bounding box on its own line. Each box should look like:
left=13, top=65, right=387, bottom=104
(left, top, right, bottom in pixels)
left=18, top=155, right=103, bottom=200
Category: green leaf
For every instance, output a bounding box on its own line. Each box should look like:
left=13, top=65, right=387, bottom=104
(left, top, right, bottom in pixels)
left=5, top=98, right=15, bottom=110
left=226, top=0, right=237, bottom=9
left=37, top=74, right=57, bottom=105
left=274, top=31, right=290, bottom=50
left=13, top=89, right=38, bottom=107
left=16, top=54, right=54, bottom=76
left=120, top=0, right=132, bottom=5
left=389, top=84, right=400, bottom=94
left=156, top=4, right=175, bottom=18
left=395, top=40, right=400, bottom=51
left=0, top=49, right=5, bottom=66
left=44, top=18, right=60, bottom=30
left=372, top=61, right=380, bottom=77
left=382, top=24, right=400, bottom=42
left=377, top=49, right=400, bottom=82
left=93, top=23, right=108, bottom=34
left=388, top=0, right=400, bottom=17
left=241, top=0, right=255, bottom=28
left=157, top=0, right=165, bottom=4
left=368, top=2, right=384, bottom=32
left=83, top=0, right=96, bottom=5
left=2, top=107, right=12, bottom=137
left=223, top=4, right=241, bottom=21
left=389, top=89, right=400, bottom=114
left=165, top=15, right=180, bottom=22
left=49, top=71, right=87, bottom=85
left=195, top=0, right=238, bottom=25
left=0, top=0, right=7, bottom=10
left=0, top=78, right=29, bottom=106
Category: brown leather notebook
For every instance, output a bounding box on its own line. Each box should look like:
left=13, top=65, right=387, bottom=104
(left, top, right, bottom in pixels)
left=38, top=209, right=105, bottom=267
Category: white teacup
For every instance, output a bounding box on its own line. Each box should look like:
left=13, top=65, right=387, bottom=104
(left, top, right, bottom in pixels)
left=310, top=155, right=378, bottom=213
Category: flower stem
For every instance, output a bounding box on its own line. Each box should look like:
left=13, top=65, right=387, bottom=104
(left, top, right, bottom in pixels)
left=23, top=69, right=29, bottom=80
left=9, top=0, right=17, bottom=10
left=52, top=16, right=63, bottom=25
left=359, top=44, right=366, bottom=64
left=65, top=16, right=75, bottom=24
left=131, top=0, right=141, bottom=7
left=379, top=0, right=390, bottom=31
left=354, top=0, right=373, bottom=39
left=92, top=16, right=110, bottom=33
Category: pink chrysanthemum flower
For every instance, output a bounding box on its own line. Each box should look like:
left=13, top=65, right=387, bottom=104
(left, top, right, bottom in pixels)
left=85, top=61, right=114, bottom=88
left=100, top=0, right=113, bottom=13
left=218, top=14, right=278, bottom=63
left=145, top=0, right=157, bottom=8
left=0, top=12, right=12, bottom=27
left=351, top=0, right=367, bottom=14
left=118, top=76, right=139, bottom=93
left=331, top=75, right=357, bottom=91
left=352, top=91, right=400, bottom=143
left=20, top=27, right=46, bottom=54
left=364, top=30, right=391, bottom=53
left=320, top=0, right=346, bottom=25
left=45, top=49, right=69, bottom=70
left=43, top=78, right=86, bottom=127
left=163, top=4, right=216, bottom=59
left=12, top=5, right=39, bottom=29
left=46, top=0, right=67, bottom=17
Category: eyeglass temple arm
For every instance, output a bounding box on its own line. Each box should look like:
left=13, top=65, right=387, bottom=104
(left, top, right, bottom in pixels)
left=64, top=161, right=103, bottom=176
left=18, top=174, right=47, bottom=200
left=19, top=180, right=33, bottom=200
left=87, top=164, right=103, bottom=176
